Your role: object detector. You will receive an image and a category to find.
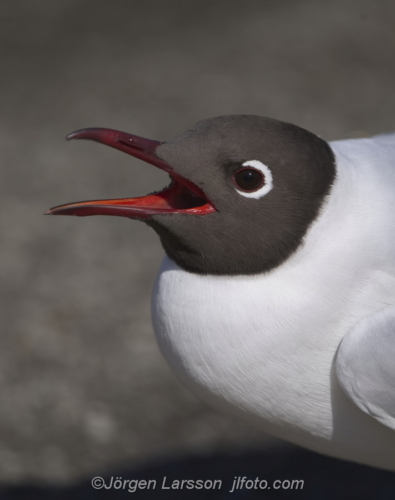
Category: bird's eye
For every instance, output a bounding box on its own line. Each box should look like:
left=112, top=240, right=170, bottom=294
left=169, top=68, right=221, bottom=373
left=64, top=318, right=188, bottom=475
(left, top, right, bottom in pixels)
left=233, top=168, right=264, bottom=191
left=232, top=160, right=274, bottom=199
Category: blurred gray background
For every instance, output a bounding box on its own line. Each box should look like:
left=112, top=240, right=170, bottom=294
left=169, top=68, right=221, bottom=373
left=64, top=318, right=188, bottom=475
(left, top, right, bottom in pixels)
left=1, top=0, right=395, bottom=490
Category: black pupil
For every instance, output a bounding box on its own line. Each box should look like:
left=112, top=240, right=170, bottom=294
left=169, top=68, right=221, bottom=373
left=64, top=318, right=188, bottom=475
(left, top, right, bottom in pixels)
left=234, top=168, right=264, bottom=191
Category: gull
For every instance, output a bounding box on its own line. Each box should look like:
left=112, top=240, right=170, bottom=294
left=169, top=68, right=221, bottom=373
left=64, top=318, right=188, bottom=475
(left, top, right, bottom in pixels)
left=46, top=115, right=395, bottom=470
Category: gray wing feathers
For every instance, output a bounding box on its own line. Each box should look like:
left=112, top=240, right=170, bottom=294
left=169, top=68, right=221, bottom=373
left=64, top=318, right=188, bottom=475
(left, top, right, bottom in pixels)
left=336, top=307, right=395, bottom=430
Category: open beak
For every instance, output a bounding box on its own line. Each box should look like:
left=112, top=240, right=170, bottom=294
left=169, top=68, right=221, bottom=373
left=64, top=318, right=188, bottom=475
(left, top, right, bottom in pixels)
left=45, top=128, right=215, bottom=220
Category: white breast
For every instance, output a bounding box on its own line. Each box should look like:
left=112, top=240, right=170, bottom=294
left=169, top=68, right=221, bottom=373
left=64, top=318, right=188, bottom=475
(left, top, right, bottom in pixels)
left=151, top=135, right=395, bottom=469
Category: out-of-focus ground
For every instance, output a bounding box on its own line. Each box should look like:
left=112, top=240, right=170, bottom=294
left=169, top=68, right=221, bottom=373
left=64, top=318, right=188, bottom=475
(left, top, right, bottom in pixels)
left=1, top=0, right=395, bottom=495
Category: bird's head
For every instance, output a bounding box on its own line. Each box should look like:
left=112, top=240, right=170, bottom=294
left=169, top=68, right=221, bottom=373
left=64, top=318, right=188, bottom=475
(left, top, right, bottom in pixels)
left=46, top=115, right=335, bottom=275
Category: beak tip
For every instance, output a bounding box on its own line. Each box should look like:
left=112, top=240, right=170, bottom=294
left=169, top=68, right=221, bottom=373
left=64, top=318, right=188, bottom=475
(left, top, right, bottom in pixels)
left=66, top=128, right=90, bottom=141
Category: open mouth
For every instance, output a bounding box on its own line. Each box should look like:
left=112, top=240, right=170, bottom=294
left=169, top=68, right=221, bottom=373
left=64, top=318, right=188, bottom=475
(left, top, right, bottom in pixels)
left=45, top=128, right=216, bottom=220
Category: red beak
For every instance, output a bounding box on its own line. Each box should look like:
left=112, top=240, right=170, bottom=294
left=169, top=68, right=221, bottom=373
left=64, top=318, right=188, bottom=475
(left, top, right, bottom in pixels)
left=45, top=128, right=215, bottom=219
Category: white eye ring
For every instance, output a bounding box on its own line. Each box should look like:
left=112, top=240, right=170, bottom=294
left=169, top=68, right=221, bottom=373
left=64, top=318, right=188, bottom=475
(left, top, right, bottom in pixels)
left=234, top=160, right=273, bottom=199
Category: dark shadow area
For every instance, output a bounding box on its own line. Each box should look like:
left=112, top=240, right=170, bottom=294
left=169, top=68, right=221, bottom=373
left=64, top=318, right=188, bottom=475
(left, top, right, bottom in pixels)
left=1, top=448, right=394, bottom=499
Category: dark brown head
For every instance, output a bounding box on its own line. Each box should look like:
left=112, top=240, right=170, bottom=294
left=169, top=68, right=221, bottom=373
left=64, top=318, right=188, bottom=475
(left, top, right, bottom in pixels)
left=46, top=115, right=336, bottom=275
